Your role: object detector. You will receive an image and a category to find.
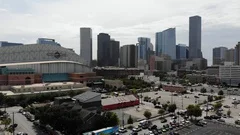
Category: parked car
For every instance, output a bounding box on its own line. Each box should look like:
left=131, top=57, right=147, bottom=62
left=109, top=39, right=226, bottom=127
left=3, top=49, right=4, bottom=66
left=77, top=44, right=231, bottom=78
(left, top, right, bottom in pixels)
left=148, top=125, right=157, bottom=130
left=204, top=116, right=212, bottom=120
left=132, top=127, right=141, bottom=132
left=118, top=127, right=127, bottom=133
left=195, top=122, right=204, bottom=127
left=210, top=115, right=221, bottom=119
left=161, top=118, right=167, bottom=123
left=223, top=105, right=230, bottom=108
left=218, top=119, right=225, bottom=123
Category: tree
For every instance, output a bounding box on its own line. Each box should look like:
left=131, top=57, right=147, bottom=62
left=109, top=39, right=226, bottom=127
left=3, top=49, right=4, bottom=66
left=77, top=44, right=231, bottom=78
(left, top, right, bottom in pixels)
left=127, top=115, right=133, bottom=124
left=192, top=105, right=202, bottom=118
left=190, top=88, right=194, bottom=93
left=200, top=88, right=207, bottom=93
left=210, top=89, right=214, bottom=94
left=218, top=90, right=224, bottom=95
left=162, top=104, right=168, bottom=111
left=186, top=104, right=195, bottom=119
left=158, top=109, right=165, bottom=118
left=144, top=110, right=152, bottom=119
left=168, top=104, right=177, bottom=113
left=214, top=102, right=222, bottom=111
left=172, top=80, right=176, bottom=85
left=152, top=100, right=157, bottom=106
left=207, top=95, right=213, bottom=102
left=227, top=109, right=231, bottom=117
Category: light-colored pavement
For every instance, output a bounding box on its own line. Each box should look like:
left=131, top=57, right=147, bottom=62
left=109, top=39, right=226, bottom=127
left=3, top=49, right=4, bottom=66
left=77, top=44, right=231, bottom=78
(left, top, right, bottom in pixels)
left=6, top=106, right=40, bottom=135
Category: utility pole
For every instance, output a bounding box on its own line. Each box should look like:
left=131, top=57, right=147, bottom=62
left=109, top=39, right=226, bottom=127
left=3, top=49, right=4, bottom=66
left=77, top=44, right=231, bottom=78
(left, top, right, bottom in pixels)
left=181, top=93, right=183, bottom=110
left=12, top=112, right=15, bottom=135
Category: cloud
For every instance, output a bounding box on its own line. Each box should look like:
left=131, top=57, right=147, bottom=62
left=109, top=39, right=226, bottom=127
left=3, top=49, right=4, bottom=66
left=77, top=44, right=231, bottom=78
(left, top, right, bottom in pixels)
left=0, top=0, right=240, bottom=66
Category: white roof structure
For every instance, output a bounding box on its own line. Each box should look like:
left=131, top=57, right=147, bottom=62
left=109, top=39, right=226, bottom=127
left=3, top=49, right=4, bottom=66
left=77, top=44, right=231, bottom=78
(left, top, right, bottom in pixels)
left=102, top=95, right=138, bottom=106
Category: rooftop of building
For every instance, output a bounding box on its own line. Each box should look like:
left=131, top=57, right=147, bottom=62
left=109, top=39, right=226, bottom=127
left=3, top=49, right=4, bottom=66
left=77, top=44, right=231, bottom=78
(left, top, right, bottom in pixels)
left=11, top=82, right=82, bottom=89
left=73, top=91, right=101, bottom=103
left=0, top=60, right=84, bottom=67
left=94, top=67, right=143, bottom=70
left=101, top=95, right=138, bottom=106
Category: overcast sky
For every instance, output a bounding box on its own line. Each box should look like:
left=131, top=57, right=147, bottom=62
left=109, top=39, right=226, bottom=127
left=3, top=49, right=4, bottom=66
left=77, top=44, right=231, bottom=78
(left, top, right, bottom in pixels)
left=0, top=0, right=240, bottom=65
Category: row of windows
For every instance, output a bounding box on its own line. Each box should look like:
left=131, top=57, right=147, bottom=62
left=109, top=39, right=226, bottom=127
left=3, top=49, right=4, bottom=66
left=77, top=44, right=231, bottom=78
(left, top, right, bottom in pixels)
left=8, top=72, right=34, bottom=75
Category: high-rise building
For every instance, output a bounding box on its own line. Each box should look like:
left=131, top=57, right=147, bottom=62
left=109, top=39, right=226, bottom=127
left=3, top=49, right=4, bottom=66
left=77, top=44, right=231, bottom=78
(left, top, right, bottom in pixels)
left=186, top=46, right=189, bottom=59
left=80, top=28, right=92, bottom=66
left=189, top=16, right=202, bottom=58
left=0, top=41, right=23, bottom=47
left=176, top=44, right=187, bottom=60
left=120, top=44, right=137, bottom=68
left=155, top=28, right=176, bottom=59
left=235, top=42, right=240, bottom=65
left=109, top=40, right=120, bottom=66
left=37, top=38, right=60, bottom=46
left=225, top=48, right=235, bottom=63
left=97, top=33, right=110, bottom=67
left=212, top=47, right=228, bottom=65
left=137, top=37, right=151, bottom=60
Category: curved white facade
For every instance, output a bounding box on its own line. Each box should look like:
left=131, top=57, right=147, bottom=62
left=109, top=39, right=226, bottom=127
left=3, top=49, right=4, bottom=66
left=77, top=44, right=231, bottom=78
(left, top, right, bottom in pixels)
left=0, top=44, right=86, bottom=64
left=0, top=44, right=91, bottom=73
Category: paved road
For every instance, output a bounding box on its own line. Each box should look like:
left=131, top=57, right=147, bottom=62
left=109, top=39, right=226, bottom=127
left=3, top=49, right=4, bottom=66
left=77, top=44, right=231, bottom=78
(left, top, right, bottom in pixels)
left=6, top=106, right=44, bottom=135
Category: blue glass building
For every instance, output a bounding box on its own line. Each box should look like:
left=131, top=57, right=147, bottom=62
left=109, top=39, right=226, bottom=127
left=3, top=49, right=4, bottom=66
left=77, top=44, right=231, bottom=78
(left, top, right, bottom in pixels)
left=0, top=41, right=23, bottom=47
left=137, top=37, right=151, bottom=60
left=155, top=28, right=176, bottom=59
left=37, top=38, right=61, bottom=46
left=176, top=44, right=187, bottom=60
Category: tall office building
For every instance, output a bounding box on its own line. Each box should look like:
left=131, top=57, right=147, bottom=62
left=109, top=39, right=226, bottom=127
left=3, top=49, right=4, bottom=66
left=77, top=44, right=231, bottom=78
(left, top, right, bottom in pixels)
left=80, top=28, right=92, bottom=66
left=120, top=44, right=137, bottom=68
left=137, top=37, right=151, bottom=60
left=155, top=28, right=176, bottom=59
left=186, top=46, right=189, bottom=59
left=212, top=47, right=228, bottom=65
left=37, top=38, right=60, bottom=46
left=235, top=42, right=240, bottom=65
left=176, top=44, right=187, bottom=60
left=189, top=16, right=202, bottom=58
left=97, top=33, right=111, bottom=67
left=109, top=40, right=120, bottom=66
left=225, top=48, right=235, bottom=63
left=0, top=41, right=23, bottom=47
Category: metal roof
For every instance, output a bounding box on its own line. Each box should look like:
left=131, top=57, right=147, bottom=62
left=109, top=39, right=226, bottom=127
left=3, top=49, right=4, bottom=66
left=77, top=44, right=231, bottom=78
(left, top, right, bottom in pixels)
left=73, top=91, right=101, bottom=103
left=0, top=60, right=85, bottom=67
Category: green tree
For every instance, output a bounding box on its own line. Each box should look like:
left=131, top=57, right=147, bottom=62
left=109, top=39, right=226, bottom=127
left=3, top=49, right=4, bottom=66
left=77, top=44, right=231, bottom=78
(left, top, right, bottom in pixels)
left=214, top=102, right=222, bottom=111
left=208, top=95, right=213, bottom=102
left=1, top=118, right=11, bottom=125
left=168, top=104, right=177, bottom=113
left=186, top=104, right=195, bottom=119
left=144, top=110, right=152, bottom=119
left=0, top=93, right=5, bottom=105
left=162, top=104, right=168, bottom=111
left=218, top=90, right=224, bottom=95
left=190, top=88, right=194, bottom=93
left=200, top=88, right=207, bottom=93
left=158, top=109, right=165, bottom=118
left=210, top=89, right=214, bottom=94
left=227, top=109, right=231, bottom=117
left=192, top=105, right=202, bottom=118
left=127, top=115, right=133, bottom=124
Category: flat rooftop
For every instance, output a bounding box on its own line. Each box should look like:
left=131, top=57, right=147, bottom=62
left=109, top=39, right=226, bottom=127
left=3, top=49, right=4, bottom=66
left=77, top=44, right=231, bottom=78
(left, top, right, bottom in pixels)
left=12, top=82, right=82, bottom=89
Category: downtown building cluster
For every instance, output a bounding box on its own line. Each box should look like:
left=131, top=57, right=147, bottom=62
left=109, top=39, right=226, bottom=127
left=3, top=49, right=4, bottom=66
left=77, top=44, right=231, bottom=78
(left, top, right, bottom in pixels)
left=80, top=15, right=207, bottom=72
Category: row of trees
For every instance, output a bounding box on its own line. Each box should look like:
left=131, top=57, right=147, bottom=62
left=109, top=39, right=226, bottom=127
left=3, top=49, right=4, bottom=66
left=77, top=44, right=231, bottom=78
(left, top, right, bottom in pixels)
left=122, top=78, right=152, bottom=89
left=0, top=90, right=84, bottom=108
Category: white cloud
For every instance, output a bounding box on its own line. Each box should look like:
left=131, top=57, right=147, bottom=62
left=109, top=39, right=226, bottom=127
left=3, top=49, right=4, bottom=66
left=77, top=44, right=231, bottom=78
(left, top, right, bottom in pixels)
left=0, top=0, right=240, bottom=65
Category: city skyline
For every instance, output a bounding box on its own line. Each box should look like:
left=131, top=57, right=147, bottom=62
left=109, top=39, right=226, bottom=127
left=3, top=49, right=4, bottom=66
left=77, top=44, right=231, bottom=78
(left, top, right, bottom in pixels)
left=1, top=0, right=240, bottom=65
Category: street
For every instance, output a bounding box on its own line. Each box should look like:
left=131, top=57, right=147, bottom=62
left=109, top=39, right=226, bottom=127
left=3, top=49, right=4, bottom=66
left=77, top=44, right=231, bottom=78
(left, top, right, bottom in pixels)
left=6, top=106, right=44, bottom=135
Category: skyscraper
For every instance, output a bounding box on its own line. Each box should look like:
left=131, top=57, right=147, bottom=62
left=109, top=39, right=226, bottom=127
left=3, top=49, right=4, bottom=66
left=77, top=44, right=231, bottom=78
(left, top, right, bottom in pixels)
left=137, top=37, right=151, bottom=60
left=97, top=33, right=110, bottom=67
left=235, top=42, right=240, bottom=65
left=212, top=47, right=228, bottom=65
left=225, top=48, right=235, bottom=63
left=155, top=28, right=176, bottom=59
left=120, top=44, right=137, bottom=68
left=80, top=28, right=92, bottom=66
left=176, top=44, right=187, bottom=60
left=109, top=40, right=120, bottom=66
left=189, top=15, right=202, bottom=58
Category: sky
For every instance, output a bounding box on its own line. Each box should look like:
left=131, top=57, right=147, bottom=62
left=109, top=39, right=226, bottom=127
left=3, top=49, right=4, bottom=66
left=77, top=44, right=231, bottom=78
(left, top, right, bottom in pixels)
left=0, top=0, right=240, bottom=65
